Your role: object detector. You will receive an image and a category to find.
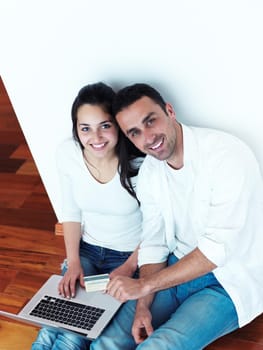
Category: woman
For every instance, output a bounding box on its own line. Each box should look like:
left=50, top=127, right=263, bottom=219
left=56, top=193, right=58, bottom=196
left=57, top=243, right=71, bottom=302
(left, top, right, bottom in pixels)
left=31, top=82, right=144, bottom=350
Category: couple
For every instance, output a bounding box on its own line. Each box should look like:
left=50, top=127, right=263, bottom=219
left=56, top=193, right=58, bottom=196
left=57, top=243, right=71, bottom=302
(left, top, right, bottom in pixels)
left=32, top=82, right=263, bottom=350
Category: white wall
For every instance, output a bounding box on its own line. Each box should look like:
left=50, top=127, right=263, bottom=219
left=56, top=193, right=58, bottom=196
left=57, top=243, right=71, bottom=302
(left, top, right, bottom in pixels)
left=1, top=0, right=262, bottom=220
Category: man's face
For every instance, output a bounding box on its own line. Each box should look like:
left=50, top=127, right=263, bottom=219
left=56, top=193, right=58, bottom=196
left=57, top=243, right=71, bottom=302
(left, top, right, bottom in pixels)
left=116, top=96, right=178, bottom=162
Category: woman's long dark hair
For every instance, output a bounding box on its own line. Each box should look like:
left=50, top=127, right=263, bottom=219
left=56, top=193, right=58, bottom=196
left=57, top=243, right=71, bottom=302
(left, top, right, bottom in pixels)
left=71, top=82, right=144, bottom=203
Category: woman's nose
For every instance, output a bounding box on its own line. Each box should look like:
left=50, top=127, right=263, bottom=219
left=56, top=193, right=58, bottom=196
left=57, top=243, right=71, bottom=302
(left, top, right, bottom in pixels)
left=91, top=129, right=102, bottom=140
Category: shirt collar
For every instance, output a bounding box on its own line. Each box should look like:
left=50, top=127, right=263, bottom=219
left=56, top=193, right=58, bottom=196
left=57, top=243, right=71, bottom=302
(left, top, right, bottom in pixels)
left=181, top=123, right=199, bottom=171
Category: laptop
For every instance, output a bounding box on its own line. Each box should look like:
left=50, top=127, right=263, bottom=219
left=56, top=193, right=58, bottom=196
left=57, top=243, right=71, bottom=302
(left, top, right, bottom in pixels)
left=0, top=274, right=122, bottom=340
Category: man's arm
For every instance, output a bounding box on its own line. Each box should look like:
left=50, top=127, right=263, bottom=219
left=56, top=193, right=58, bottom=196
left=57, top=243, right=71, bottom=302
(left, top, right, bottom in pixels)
left=110, top=245, right=140, bottom=279
left=107, top=248, right=216, bottom=343
left=106, top=248, right=216, bottom=301
left=143, top=247, right=216, bottom=294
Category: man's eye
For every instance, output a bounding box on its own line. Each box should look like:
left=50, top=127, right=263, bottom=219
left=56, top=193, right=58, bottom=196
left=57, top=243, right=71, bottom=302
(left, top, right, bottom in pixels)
left=131, top=130, right=139, bottom=138
left=146, top=118, right=154, bottom=126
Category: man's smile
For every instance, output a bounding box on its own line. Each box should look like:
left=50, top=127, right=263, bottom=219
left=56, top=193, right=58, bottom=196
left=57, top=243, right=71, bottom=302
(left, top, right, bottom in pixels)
left=148, top=137, right=164, bottom=151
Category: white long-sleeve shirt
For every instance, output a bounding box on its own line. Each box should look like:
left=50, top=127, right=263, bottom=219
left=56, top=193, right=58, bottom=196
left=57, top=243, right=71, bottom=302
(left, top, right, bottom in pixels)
left=137, top=124, right=263, bottom=327
left=56, top=138, right=142, bottom=252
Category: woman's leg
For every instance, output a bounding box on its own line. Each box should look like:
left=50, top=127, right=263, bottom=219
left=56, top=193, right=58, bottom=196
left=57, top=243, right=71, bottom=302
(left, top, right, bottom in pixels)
left=31, top=242, right=98, bottom=350
left=79, top=241, right=133, bottom=275
left=31, top=327, right=90, bottom=350
left=31, top=328, right=60, bottom=350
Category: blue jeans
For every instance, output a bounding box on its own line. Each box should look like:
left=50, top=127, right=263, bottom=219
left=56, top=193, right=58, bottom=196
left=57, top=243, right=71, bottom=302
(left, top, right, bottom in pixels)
left=31, top=241, right=133, bottom=350
left=90, top=254, right=239, bottom=350
left=62, top=240, right=134, bottom=276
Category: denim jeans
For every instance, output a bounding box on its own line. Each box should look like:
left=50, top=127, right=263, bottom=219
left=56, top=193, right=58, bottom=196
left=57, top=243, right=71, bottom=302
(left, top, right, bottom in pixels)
left=31, top=241, right=133, bottom=350
left=62, top=240, right=134, bottom=276
left=90, top=254, right=239, bottom=350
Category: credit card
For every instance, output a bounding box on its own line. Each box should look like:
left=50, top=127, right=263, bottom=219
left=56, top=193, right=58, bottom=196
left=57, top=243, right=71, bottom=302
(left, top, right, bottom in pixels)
left=84, top=273, right=110, bottom=292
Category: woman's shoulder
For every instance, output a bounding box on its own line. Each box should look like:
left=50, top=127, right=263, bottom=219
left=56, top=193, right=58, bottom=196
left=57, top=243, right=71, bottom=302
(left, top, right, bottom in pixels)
left=57, top=137, right=81, bottom=155
left=56, top=138, right=83, bottom=169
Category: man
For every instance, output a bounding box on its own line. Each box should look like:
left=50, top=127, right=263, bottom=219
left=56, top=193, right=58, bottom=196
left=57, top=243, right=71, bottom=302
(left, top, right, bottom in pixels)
left=90, top=83, right=263, bottom=349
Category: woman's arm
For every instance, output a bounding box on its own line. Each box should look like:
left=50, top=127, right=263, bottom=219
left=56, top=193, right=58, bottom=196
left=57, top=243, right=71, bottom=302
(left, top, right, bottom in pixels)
left=58, top=222, right=83, bottom=298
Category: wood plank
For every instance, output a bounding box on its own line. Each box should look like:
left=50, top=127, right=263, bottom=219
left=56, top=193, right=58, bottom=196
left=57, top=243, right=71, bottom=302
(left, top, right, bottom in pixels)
left=0, top=268, right=17, bottom=292
left=0, top=144, right=17, bottom=158
left=207, top=336, right=263, bottom=349
left=0, top=319, right=40, bottom=350
left=0, top=225, right=65, bottom=255
left=0, top=158, right=25, bottom=173
left=16, top=160, right=39, bottom=175
left=0, top=208, right=57, bottom=231
left=10, top=143, right=32, bottom=160
left=0, top=130, right=25, bottom=144
left=0, top=113, right=20, bottom=129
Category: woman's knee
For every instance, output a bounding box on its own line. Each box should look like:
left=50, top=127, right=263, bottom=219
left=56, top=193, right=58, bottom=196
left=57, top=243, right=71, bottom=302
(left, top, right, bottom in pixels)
left=31, top=328, right=60, bottom=350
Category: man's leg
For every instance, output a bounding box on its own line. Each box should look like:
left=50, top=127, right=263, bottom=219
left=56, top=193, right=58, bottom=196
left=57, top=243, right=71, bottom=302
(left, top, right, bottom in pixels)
left=137, top=285, right=238, bottom=350
left=90, top=299, right=137, bottom=350
left=90, top=288, right=177, bottom=350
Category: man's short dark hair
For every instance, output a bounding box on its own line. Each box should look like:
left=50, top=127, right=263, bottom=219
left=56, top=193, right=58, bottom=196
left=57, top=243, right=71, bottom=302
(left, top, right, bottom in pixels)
left=112, top=83, right=167, bottom=116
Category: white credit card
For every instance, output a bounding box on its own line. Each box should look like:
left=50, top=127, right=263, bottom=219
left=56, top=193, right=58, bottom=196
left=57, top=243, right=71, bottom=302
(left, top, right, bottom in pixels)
left=84, top=273, right=110, bottom=292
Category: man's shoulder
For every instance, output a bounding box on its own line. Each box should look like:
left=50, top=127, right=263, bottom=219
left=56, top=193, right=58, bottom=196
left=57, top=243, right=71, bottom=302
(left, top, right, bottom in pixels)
left=188, top=125, right=250, bottom=153
left=140, top=155, right=163, bottom=171
left=188, top=124, right=235, bottom=140
left=137, top=156, right=167, bottom=188
left=188, top=125, right=258, bottom=171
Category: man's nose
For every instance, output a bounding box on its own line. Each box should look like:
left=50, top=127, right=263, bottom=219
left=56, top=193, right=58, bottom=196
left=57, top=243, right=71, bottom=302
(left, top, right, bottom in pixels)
left=144, top=129, right=155, bottom=145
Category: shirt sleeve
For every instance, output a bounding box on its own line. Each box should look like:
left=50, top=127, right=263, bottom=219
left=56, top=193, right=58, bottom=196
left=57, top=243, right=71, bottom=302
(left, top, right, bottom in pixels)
left=198, top=139, right=261, bottom=267
left=56, top=142, right=82, bottom=223
left=136, top=160, right=170, bottom=267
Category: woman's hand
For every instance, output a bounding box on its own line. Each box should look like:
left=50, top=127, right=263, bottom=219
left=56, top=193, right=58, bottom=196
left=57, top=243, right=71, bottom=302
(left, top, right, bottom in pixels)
left=58, top=261, right=84, bottom=298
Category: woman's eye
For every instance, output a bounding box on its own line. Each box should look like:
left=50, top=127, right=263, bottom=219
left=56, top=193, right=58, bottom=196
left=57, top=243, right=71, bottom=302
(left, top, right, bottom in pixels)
left=101, top=123, right=111, bottom=129
left=81, top=127, right=89, bottom=132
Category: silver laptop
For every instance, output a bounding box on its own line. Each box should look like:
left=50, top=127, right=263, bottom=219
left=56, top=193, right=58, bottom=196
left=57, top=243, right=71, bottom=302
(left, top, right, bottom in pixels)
left=0, top=274, right=122, bottom=340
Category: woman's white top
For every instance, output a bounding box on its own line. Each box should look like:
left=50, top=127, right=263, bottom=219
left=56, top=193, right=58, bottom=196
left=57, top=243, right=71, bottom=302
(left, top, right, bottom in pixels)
left=56, top=138, right=142, bottom=252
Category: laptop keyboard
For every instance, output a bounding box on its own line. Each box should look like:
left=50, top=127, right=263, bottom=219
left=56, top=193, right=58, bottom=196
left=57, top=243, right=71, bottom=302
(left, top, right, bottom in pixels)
left=29, top=295, right=105, bottom=330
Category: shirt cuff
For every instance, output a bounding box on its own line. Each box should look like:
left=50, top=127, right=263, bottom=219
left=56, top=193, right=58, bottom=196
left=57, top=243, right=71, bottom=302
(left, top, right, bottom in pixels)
left=138, top=246, right=169, bottom=267
left=198, top=236, right=226, bottom=267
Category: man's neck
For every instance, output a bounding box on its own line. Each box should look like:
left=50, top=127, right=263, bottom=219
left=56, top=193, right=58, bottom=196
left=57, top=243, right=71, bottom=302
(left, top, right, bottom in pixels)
left=167, top=123, right=184, bottom=170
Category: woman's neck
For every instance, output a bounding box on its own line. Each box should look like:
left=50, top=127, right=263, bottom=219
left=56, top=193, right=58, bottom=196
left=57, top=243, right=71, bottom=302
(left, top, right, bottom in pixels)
left=83, top=150, right=119, bottom=184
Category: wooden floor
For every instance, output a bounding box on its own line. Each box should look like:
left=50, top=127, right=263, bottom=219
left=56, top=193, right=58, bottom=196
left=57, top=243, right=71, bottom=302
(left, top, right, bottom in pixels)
left=0, top=76, right=263, bottom=349
left=0, top=76, right=65, bottom=349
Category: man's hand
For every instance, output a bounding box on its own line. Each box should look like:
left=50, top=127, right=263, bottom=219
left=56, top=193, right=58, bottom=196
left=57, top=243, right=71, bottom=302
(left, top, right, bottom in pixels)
left=132, top=304, right=154, bottom=344
left=106, top=276, right=148, bottom=302
left=58, top=262, right=84, bottom=298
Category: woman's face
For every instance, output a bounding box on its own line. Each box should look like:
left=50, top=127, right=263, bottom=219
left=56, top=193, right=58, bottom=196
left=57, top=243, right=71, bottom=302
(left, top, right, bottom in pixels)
left=77, top=104, right=118, bottom=159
